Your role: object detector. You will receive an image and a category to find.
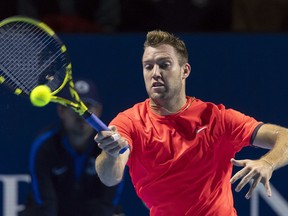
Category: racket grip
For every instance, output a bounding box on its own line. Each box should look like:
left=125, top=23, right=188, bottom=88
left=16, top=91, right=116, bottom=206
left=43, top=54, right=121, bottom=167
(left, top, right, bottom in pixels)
left=83, top=111, right=128, bottom=154
left=83, top=111, right=109, bottom=132
left=119, top=145, right=130, bottom=154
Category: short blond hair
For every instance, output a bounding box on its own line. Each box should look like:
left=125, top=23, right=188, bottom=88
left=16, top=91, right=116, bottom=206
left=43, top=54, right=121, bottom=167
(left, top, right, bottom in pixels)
left=144, top=30, right=189, bottom=65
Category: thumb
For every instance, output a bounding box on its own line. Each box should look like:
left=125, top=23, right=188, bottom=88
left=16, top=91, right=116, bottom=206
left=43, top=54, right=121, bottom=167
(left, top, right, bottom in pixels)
left=109, top=125, right=117, bottom=133
left=231, top=158, right=246, bottom=167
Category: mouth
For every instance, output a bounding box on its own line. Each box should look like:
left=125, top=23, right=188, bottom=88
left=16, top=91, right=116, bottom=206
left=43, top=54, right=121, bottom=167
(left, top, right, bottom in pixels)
left=152, top=82, right=164, bottom=88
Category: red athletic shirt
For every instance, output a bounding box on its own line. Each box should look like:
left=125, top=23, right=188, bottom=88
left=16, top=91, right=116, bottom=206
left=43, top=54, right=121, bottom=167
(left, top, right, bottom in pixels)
left=110, top=97, right=262, bottom=216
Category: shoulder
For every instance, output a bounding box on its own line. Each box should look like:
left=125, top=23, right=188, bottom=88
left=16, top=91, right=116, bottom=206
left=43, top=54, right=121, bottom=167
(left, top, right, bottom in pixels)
left=193, top=98, right=225, bottom=109
left=114, top=99, right=148, bottom=120
left=192, top=98, right=257, bottom=123
left=190, top=98, right=227, bottom=118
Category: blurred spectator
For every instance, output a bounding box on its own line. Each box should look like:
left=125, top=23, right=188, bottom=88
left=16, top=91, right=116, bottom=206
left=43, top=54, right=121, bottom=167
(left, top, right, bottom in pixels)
left=19, top=79, right=125, bottom=216
left=232, top=0, right=288, bottom=32
left=18, top=0, right=121, bottom=32
left=120, top=0, right=232, bottom=32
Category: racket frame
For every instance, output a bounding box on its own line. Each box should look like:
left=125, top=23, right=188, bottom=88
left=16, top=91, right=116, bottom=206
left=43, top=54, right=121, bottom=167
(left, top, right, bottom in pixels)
left=0, top=16, right=129, bottom=154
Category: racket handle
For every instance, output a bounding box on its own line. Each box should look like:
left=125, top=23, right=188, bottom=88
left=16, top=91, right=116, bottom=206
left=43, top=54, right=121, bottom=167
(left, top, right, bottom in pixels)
left=83, top=111, right=109, bottom=131
left=83, top=111, right=129, bottom=154
left=119, top=145, right=130, bottom=154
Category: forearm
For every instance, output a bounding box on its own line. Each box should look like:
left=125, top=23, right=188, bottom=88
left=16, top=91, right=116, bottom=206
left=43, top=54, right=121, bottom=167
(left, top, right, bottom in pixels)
left=231, top=124, right=288, bottom=199
left=95, top=151, right=126, bottom=186
left=257, top=124, right=288, bottom=170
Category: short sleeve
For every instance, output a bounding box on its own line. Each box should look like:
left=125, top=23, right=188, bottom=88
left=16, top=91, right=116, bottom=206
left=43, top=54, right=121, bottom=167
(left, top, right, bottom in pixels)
left=223, top=108, right=262, bottom=152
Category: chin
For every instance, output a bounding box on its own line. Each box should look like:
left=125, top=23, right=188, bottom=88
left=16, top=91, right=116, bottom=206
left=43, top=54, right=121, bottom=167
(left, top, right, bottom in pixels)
left=150, top=92, right=167, bottom=100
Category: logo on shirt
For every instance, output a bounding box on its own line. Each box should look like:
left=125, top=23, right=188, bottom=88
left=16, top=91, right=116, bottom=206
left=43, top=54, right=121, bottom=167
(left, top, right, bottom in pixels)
left=195, top=125, right=208, bottom=134
left=52, top=166, right=68, bottom=175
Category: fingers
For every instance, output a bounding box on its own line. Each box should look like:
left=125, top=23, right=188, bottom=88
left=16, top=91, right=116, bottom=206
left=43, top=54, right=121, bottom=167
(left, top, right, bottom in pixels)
left=230, top=158, right=248, bottom=184
left=230, top=158, right=273, bottom=199
left=94, top=126, right=118, bottom=143
left=112, top=133, right=120, bottom=141
left=244, top=176, right=272, bottom=199
left=231, top=168, right=259, bottom=199
left=110, top=125, right=118, bottom=133
left=94, top=126, right=128, bottom=157
left=230, top=168, right=249, bottom=184
left=245, top=175, right=261, bottom=199
left=234, top=170, right=256, bottom=192
left=263, top=178, right=272, bottom=197
left=230, top=158, right=247, bottom=167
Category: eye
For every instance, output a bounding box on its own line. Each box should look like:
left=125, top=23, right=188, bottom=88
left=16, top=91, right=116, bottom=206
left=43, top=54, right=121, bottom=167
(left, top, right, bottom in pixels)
left=144, top=64, right=153, bottom=71
left=159, top=62, right=171, bottom=69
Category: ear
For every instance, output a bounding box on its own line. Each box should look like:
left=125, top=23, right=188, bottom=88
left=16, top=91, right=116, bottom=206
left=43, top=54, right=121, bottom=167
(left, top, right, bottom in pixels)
left=182, top=63, right=191, bottom=79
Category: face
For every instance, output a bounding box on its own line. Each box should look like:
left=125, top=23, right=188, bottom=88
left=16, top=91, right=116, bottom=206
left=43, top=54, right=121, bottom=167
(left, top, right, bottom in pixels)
left=142, top=44, right=190, bottom=104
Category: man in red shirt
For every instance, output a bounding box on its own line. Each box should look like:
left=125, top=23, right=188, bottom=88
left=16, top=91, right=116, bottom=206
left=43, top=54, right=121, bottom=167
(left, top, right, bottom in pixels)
left=95, top=30, right=288, bottom=215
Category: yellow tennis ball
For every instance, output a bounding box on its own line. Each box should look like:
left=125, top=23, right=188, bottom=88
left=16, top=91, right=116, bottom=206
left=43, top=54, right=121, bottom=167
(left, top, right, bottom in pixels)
left=30, top=85, right=51, bottom=107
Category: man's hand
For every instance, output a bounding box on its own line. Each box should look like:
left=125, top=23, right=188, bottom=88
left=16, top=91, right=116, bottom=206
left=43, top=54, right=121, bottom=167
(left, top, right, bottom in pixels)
left=230, top=158, right=273, bottom=199
left=95, top=126, right=129, bottom=158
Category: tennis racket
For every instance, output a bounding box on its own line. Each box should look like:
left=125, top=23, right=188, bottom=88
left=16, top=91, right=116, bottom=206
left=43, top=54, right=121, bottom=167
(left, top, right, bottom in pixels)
left=0, top=16, right=129, bottom=154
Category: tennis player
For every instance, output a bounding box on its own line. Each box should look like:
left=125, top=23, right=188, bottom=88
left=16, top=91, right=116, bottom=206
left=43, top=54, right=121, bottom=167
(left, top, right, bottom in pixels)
left=95, top=30, right=288, bottom=215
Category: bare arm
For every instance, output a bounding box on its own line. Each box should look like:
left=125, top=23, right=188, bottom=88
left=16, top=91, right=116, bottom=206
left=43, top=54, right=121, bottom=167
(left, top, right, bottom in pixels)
left=253, top=124, right=288, bottom=168
left=230, top=124, right=288, bottom=199
left=95, top=126, right=130, bottom=186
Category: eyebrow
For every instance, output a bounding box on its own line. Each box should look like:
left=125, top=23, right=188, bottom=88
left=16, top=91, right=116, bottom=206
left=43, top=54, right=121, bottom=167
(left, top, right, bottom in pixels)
left=143, top=56, right=172, bottom=64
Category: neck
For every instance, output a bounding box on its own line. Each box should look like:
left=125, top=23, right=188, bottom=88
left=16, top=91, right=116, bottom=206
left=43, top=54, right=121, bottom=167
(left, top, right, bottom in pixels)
left=150, top=96, right=188, bottom=116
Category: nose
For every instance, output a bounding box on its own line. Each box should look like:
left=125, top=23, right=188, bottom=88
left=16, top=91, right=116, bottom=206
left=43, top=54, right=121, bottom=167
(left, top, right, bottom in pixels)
left=152, top=65, right=161, bottom=78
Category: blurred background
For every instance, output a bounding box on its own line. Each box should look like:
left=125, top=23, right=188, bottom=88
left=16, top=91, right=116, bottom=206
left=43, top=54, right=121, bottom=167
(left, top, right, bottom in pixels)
left=1, top=0, right=288, bottom=215
left=2, top=0, right=288, bottom=33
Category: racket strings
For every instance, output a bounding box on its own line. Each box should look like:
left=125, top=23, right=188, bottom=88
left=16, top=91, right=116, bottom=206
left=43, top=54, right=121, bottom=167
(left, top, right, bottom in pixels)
left=0, top=21, right=68, bottom=95
left=1, top=22, right=48, bottom=73
left=0, top=25, right=47, bottom=92
left=1, top=22, right=62, bottom=90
